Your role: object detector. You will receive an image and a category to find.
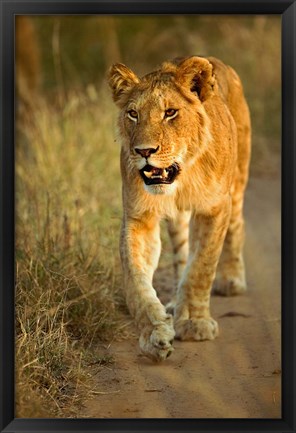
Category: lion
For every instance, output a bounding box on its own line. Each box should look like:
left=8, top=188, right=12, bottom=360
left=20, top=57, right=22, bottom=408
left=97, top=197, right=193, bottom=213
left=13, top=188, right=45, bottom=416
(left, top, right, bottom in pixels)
left=108, top=56, right=251, bottom=361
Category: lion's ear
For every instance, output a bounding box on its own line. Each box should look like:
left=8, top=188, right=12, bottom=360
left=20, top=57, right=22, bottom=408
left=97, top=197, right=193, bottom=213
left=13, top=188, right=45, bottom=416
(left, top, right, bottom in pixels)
left=108, top=63, right=139, bottom=106
left=175, top=57, right=215, bottom=102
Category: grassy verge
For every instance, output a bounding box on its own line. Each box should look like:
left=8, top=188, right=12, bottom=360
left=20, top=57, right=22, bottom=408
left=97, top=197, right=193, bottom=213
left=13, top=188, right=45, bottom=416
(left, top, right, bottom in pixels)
left=15, top=89, right=129, bottom=417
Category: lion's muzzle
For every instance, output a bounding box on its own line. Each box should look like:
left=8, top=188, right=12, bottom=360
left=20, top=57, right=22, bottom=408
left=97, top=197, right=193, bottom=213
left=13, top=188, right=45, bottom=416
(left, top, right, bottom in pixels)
left=140, top=163, right=180, bottom=185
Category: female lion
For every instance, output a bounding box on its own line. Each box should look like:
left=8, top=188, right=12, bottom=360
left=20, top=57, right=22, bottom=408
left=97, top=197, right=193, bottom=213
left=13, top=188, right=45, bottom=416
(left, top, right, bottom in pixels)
left=108, top=56, right=251, bottom=361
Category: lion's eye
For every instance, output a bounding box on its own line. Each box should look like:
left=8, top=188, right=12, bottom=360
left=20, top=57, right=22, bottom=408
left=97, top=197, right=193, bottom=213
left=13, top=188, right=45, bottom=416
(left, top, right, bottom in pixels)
left=127, top=110, right=138, bottom=121
left=165, top=108, right=178, bottom=119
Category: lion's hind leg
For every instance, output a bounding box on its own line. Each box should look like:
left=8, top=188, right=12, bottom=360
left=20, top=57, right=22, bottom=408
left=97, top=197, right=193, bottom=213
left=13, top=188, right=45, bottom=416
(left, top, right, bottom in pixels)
left=213, top=178, right=247, bottom=296
left=165, top=210, right=190, bottom=314
left=213, top=68, right=251, bottom=296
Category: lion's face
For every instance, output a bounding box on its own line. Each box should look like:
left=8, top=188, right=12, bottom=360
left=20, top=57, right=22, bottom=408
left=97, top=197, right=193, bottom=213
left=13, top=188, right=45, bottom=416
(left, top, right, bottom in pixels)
left=108, top=57, right=215, bottom=195
left=119, top=81, right=202, bottom=196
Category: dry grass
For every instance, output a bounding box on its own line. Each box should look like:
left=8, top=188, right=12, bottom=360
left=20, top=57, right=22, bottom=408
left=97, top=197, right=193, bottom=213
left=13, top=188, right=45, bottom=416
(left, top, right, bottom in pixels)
left=15, top=88, right=129, bottom=417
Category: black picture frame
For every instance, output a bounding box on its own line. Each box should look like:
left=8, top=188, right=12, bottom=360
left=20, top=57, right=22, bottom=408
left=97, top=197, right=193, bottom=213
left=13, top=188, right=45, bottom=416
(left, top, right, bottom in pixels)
left=0, top=0, right=295, bottom=432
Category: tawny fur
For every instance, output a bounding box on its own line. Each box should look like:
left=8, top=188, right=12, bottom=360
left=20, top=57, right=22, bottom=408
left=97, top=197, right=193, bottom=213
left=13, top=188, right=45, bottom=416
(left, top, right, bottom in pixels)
left=108, top=56, right=251, bottom=361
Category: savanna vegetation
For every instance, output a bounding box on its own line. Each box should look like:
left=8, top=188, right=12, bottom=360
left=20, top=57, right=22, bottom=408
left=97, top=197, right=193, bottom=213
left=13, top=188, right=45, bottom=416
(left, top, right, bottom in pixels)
left=15, top=15, right=281, bottom=417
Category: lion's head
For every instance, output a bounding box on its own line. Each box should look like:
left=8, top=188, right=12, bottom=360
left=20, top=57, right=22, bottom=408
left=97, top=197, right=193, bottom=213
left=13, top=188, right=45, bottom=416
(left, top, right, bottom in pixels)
left=108, top=57, right=216, bottom=196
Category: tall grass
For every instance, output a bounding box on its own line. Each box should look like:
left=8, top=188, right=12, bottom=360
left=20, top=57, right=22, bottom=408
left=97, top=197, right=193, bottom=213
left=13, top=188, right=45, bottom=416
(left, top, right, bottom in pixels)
left=15, top=88, right=130, bottom=417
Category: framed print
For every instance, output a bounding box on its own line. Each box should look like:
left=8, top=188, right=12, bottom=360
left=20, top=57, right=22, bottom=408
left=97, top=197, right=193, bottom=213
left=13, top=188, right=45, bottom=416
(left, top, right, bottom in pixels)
left=0, top=0, right=295, bottom=432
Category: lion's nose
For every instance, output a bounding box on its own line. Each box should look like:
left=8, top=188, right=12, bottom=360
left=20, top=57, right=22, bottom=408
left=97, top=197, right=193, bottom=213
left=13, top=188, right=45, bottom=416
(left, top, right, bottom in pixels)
left=135, top=146, right=159, bottom=158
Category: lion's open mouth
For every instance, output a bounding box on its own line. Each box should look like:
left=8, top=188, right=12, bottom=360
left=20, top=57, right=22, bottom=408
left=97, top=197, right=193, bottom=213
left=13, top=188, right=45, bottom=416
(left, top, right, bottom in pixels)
left=140, top=163, right=180, bottom=185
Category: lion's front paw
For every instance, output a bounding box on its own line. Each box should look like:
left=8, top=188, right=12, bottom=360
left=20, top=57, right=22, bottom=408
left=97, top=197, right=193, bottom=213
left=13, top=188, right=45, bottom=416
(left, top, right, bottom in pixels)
left=139, top=316, right=175, bottom=362
left=175, top=317, right=219, bottom=341
left=213, top=276, right=247, bottom=296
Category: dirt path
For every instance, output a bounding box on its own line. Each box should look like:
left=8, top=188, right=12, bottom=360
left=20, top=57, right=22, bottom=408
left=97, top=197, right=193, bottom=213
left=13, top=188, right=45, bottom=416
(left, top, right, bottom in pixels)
left=85, top=175, right=281, bottom=418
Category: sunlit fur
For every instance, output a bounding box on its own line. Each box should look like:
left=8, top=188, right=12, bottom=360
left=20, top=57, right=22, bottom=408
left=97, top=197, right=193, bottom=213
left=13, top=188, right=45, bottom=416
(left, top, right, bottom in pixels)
left=108, top=56, right=251, bottom=361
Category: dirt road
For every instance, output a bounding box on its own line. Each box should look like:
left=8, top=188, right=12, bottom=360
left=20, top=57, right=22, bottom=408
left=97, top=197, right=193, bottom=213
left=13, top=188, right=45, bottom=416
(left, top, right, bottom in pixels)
left=85, top=175, right=281, bottom=418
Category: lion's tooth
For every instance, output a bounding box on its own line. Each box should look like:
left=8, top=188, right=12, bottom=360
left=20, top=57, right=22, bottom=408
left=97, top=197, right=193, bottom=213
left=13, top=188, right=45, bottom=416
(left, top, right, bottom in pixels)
left=144, top=171, right=152, bottom=178
left=163, top=169, right=168, bottom=178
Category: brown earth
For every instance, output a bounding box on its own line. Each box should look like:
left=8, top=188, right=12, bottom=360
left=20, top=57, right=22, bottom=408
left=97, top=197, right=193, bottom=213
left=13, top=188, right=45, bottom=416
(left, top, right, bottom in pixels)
left=84, top=175, right=281, bottom=419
